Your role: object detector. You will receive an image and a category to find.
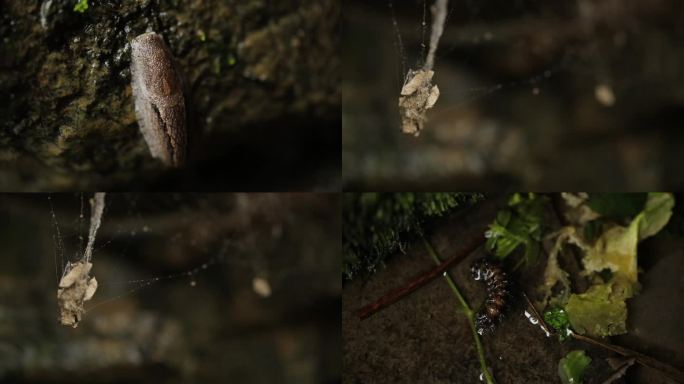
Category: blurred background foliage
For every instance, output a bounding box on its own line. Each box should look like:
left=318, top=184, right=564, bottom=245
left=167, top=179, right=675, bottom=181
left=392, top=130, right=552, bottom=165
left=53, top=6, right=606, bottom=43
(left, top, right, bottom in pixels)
left=343, top=192, right=483, bottom=280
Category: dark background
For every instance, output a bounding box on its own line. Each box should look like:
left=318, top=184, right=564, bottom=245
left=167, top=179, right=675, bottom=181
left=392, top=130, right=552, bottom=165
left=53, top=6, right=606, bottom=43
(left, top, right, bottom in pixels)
left=343, top=0, right=684, bottom=191
left=0, top=193, right=340, bottom=383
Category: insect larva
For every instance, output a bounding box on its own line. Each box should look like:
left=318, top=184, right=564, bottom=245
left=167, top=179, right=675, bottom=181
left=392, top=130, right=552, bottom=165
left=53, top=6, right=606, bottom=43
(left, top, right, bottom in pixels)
left=471, top=258, right=510, bottom=335
left=130, top=32, right=186, bottom=167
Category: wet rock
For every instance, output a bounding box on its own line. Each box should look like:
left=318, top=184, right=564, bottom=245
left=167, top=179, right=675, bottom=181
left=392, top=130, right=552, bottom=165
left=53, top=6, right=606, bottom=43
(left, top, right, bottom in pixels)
left=0, top=0, right=340, bottom=190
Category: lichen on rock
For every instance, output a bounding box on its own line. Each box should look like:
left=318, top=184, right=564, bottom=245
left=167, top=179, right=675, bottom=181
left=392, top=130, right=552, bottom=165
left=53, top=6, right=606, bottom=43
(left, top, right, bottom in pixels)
left=0, top=0, right=340, bottom=190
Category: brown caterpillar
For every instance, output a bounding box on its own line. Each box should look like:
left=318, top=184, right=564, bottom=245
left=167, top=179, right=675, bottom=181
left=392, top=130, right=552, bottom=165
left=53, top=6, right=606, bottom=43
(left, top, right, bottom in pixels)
left=471, top=258, right=510, bottom=335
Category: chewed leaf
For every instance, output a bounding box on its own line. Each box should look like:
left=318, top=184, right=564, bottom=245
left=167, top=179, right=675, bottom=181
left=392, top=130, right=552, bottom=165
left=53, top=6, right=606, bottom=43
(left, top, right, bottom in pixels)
left=565, top=283, right=627, bottom=337
left=541, top=227, right=585, bottom=306
left=583, top=221, right=639, bottom=285
left=582, top=192, right=673, bottom=287
left=558, top=350, right=591, bottom=384
left=638, top=192, right=674, bottom=241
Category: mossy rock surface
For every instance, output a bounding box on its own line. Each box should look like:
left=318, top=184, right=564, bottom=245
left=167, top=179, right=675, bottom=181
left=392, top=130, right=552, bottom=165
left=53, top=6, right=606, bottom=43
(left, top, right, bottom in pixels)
left=0, top=0, right=340, bottom=190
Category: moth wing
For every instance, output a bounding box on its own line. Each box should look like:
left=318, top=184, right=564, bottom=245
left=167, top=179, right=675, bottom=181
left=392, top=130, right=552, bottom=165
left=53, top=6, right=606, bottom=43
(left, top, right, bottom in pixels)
left=400, top=70, right=427, bottom=96
left=426, top=85, right=440, bottom=109
left=84, top=277, right=98, bottom=301
left=59, top=263, right=83, bottom=288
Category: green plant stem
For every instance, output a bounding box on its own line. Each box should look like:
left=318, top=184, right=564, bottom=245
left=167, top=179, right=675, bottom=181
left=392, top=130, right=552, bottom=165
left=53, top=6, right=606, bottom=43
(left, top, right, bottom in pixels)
left=421, top=234, right=496, bottom=384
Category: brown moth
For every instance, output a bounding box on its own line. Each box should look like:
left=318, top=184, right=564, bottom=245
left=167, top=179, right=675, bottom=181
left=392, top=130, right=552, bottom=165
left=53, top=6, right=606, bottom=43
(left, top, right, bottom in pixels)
left=130, top=32, right=187, bottom=167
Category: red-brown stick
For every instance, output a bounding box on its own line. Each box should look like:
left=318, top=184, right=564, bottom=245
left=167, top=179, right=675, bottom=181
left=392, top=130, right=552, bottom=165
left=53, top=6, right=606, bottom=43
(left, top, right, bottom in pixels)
left=356, top=234, right=484, bottom=319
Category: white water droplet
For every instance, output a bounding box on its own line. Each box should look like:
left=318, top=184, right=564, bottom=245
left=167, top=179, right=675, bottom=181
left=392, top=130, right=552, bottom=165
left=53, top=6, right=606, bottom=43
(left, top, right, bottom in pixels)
left=190, top=280, right=196, bottom=287
left=595, top=84, right=615, bottom=106
left=252, top=277, right=271, bottom=298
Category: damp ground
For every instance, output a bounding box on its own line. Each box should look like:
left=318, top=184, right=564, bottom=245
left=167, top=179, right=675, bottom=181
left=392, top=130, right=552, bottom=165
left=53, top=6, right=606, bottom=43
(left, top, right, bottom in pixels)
left=342, top=199, right=684, bottom=383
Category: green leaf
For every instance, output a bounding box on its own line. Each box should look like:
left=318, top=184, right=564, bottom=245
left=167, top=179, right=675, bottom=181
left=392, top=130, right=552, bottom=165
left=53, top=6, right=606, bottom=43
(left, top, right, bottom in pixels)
left=558, top=350, right=591, bottom=384
left=485, top=193, right=546, bottom=265
left=565, top=283, right=627, bottom=337
left=586, top=193, right=646, bottom=219
left=638, top=192, right=675, bottom=241
left=543, top=307, right=572, bottom=341
left=73, top=0, right=88, bottom=13
left=583, top=218, right=640, bottom=285
left=582, top=192, right=673, bottom=286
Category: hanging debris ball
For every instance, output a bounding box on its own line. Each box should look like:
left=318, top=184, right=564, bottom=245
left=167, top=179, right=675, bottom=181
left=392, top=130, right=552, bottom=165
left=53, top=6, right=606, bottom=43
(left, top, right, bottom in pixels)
left=56, top=192, right=105, bottom=328
left=398, top=69, right=440, bottom=136
left=57, top=261, right=98, bottom=328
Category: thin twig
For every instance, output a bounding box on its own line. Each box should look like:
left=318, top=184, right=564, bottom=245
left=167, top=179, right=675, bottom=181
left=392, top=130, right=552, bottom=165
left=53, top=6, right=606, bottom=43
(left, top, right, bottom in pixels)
left=520, top=290, right=552, bottom=336
left=356, top=233, right=484, bottom=319
left=601, top=358, right=636, bottom=384
left=523, top=294, right=684, bottom=383
left=571, top=333, right=684, bottom=383
left=422, top=234, right=495, bottom=384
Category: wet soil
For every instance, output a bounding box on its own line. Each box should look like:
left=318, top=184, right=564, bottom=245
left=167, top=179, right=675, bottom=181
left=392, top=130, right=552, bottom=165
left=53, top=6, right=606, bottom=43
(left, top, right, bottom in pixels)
left=343, top=199, right=684, bottom=383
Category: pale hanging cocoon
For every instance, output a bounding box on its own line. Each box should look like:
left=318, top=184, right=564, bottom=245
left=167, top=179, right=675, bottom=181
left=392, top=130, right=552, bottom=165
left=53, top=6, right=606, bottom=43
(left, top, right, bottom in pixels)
left=57, top=192, right=105, bottom=328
